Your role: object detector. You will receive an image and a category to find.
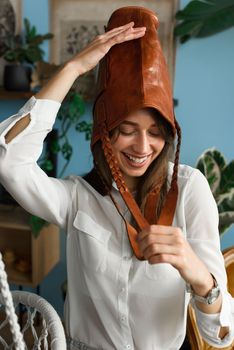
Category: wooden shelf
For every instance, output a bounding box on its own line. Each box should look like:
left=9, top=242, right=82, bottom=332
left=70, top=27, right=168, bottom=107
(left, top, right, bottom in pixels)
left=0, top=205, right=60, bottom=287
left=0, top=87, right=34, bottom=100
left=0, top=205, right=30, bottom=230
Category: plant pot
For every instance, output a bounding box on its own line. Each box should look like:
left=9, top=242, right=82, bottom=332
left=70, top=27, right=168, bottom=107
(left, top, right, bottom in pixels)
left=3, top=64, right=32, bottom=91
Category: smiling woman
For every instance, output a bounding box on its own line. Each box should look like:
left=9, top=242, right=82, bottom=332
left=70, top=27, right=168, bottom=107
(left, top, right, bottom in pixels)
left=0, top=5, right=234, bottom=350
left=110, top=111, right=166, bottom=190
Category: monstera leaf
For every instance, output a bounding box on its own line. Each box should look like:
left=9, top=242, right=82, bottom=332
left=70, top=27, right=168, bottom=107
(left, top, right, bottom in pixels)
left=196, top=148, right=223, bottom=196
left=175, top=0, right=234, bottom=43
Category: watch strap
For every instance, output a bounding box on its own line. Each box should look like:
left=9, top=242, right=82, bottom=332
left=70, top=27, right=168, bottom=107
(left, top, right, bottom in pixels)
left=186, top=274, right=220, bottom=305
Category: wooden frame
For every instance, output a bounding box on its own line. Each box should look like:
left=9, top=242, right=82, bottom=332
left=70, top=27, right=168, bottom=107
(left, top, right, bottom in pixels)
left=9, top=0, right=22, bottom=34
left=49, top=0, right=179, bottom=100
left=0, top=0, right=23, bottom=86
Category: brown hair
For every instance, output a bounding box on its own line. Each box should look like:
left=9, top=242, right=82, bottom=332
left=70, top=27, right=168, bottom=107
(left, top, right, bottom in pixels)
left=92, top=108, right=174, bottom=220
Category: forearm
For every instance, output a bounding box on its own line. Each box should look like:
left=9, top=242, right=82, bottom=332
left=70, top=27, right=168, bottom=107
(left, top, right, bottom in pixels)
left=5, top=60, right=81, bottom=144
left=4, top=23, right=145, bottom=144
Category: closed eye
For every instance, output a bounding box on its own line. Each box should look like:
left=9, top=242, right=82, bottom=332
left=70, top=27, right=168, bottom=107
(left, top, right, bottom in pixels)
left=148, top=128, right=161, bottom=137
left=119, top=126, right=136, bottom=135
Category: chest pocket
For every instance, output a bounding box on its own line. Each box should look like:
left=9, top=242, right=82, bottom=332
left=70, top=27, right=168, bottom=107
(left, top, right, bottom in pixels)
left=73, top=210, right=111, bottom=273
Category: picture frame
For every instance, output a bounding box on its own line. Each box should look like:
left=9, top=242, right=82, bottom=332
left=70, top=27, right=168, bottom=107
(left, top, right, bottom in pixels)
left=49, top=0, right=179, bottom=100
left=8, top=0, right=22, bottom=34
left=0, top=0, right=23, bottom=86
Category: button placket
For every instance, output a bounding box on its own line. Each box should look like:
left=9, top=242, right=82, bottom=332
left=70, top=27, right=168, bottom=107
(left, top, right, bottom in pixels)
left=116, top=219, right=134, bottom=349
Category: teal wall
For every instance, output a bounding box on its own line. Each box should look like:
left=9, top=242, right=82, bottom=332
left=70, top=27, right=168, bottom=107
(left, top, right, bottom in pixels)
left=0, top=0, right=233, bottom=317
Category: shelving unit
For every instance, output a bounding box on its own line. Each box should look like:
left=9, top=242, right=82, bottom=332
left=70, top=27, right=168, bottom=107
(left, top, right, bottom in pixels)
left=0, top=205, right=60, bottom=287
left=0, top=87, right=33, bottom=100
left=0, top=88, right=60, bottom=288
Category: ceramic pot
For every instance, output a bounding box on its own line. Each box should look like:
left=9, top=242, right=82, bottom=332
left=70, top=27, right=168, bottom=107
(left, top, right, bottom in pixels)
left=3, top=64, right=31, bottom=91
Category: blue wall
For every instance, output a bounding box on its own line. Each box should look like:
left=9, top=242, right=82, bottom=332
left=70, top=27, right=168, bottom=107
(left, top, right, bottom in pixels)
left=0, top=0, right=233, bottom=316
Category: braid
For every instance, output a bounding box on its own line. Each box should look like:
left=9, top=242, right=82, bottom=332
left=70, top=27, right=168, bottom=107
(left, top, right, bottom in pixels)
left=171, top=117, right=181, bottom=188
left=99, top=121, right=128, bottom=193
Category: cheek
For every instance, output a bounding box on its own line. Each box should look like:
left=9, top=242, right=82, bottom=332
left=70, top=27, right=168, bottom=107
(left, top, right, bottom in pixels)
left=111, top=136, right=131, bottom=153
left=155, top=139, right=166, bottom=153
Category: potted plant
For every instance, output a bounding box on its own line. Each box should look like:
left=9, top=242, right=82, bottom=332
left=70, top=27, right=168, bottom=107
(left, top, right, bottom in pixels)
left=196, top=148, right=234, bottom=235
left=2, top=18, right=53, bottom=91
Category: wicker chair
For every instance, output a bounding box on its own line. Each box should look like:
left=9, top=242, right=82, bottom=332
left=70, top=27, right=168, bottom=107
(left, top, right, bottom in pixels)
left=0, top=251, right=66, bottom=350
left=187, top=246, right=234, bottom=350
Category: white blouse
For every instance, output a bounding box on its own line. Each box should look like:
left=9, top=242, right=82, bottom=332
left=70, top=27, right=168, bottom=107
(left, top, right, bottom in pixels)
left=0, top=97, right=234, bottom=350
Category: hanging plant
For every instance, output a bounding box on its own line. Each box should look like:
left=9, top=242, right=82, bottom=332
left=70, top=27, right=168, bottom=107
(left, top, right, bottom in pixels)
left=174, top=0, right=234, bottom=43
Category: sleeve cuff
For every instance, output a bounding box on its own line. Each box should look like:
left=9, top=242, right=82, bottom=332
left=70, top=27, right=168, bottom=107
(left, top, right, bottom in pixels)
left=0, top=96, right=61, bottom=148
left=192, top=291, right=234, bottom=347
left=30, top=97, right=61, bottom=123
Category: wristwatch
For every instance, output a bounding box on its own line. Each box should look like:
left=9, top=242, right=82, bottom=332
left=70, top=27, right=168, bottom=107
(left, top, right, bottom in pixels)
left=186, top=275, right=221, bottom=305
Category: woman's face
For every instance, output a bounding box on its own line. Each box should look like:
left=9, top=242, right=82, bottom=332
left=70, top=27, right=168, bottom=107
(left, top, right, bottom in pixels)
left=111, top=109, right=165, bottom=191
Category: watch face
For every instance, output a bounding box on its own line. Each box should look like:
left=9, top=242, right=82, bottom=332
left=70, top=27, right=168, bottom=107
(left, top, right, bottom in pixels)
left=208, top=295, right=217, bottom=304
left=207, top=287, right=220, bottom=304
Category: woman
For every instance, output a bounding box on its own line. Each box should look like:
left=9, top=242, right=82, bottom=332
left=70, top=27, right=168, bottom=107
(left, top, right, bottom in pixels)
left=0, top=6, right=234, bottom=350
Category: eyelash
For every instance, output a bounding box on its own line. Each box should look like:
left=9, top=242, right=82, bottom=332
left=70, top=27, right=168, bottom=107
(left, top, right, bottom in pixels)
left=119, top=130, right=135, bottom=136
left=119, top=130, right=160, bottom=137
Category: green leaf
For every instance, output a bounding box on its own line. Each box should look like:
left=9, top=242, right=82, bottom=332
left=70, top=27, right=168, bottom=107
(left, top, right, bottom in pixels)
left=2, top=17, right=53, bottom=64
left=29, top=215, right=49, bottom=238
left=176, top=1, right=217, bottom=20
left=175, top=0, right=234, bottom=42
left=75, top=121, right=93, bottom=140
left=25, top=46, right=44, bottom=63
left=61, top=142, right=73, bottom=161
left=205, top=148, right=226, bottom=170
left=195, top=152, right=221, bottom=194
left=40, top=159, right=54, bottom=172
left=50, top=139, right=60, bottom=153
left=73, top=93, right=86, bottom=115
left=217, top=188, right=234, bottom=209
left=220, top=160, right=234, bottom=193
left=174, top=21, right=202, bottom=42
left=219, top=211, right=234, bottom=234
left=24, top=18, right=31, bottom=36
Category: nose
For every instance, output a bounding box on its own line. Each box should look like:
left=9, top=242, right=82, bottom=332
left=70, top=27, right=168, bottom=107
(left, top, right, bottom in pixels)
left=132, top=132, right=151, bottom=154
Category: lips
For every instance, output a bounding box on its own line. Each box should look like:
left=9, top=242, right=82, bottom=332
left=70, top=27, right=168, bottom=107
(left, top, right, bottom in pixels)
left=122, top=152, right=151, bottom=166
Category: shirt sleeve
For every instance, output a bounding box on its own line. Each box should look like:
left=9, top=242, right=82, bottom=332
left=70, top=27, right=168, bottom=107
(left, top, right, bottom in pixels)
left=0, top=96, right=77, bottom=230
left=185, top=169, right=234, bottom=347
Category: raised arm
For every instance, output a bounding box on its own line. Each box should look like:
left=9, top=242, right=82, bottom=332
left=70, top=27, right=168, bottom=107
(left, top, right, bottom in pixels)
left=5, top=22, right=146, bottom=144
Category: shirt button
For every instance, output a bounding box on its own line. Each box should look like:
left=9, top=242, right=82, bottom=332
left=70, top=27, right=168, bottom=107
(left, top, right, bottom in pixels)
left=121, top=287, right=125, bottom=292
left=123, top=256, right=130, bottom=261
left=120, top=314, right=126, bottom=322
left=126, top=345, right=131, bottom=349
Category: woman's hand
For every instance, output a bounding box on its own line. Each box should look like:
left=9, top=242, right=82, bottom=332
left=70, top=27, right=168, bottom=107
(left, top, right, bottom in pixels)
left=36, top=22, right=146, bottom=102
left=69, top=21, right=146, bottom=76
left=137, top=225, right=214, bottom=296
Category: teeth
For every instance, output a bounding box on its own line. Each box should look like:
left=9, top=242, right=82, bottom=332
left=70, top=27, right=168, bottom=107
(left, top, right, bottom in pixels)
left=125, top=153, right=148, bottom=163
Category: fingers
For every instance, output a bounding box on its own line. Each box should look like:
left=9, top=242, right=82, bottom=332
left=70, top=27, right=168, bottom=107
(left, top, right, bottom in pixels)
left=98, top=22, right=146, bottom=48
left=104, top=21, right=135, bottom=37
left=148, top=254, right=178, bottom=266
left=138, top=232, right=174, bottom=253
left=143, top=243, right=184, bottom=261
left=138, top=225, right=179, bottom=242
left=137, top=226, right=184, bottom=261
left=108, top=26, right=146, bottom=45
